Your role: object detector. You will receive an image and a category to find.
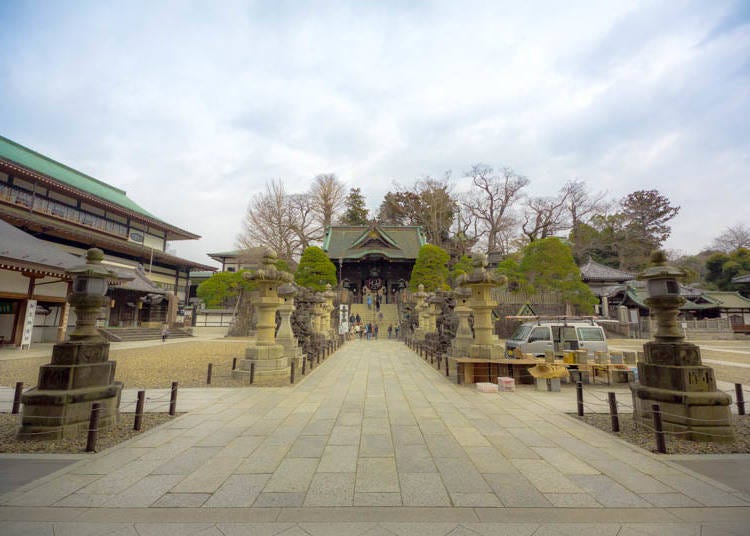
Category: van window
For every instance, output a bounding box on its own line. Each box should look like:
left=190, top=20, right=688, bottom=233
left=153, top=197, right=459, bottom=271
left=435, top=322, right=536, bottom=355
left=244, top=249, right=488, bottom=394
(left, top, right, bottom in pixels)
left=510, top=325, right=531, bottom=341
left=529, top=327, right=550, bottom=342
left=577, top=327, right=604, bottom=341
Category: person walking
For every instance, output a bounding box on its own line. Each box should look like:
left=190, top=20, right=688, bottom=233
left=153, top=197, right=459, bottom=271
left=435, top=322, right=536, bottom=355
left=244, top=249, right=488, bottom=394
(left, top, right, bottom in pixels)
left=375, top=295, right=380, bottom=312
left=355, top=313, right=361, bottom=324
left=387, top=324, right=393, bottom=339
left=394, top=325, right=400, bottom=339
left=161, top=324, right=169, bottom=342
left=367, top=293, right=372, bottom=310
left=374, top=323, right=379, bottom=339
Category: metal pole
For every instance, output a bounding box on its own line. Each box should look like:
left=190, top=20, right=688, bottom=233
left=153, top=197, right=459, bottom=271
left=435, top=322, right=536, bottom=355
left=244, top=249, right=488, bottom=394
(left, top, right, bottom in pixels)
left=11, top=382, right=23, bottom=414
left=735, top=383, right=746, bottom=416
left=302, top=355, right=307, bottom=375
left=576, top=381, right=584, bottom=417
left=608, top=392, right=620, bottom=432
left=86, top=402, right=101, bottom=452
left=651, top=403, right=666, bottom=454
left=445, top=356, right=450, bottom=377
left=134, top=390, right=145, bottom=431
left=232, top=357, right=237, bottom=371
left=290, top=360, right=296, bottom=384
left=169, top=381, right=178, bottom=416
left=250, top=362, right=256, bottom=384
left=206, top=363, right=213, bottom=385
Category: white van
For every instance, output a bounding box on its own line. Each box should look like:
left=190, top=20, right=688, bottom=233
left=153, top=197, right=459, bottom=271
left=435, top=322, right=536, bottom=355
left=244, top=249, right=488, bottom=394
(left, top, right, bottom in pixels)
left=504, top=319, right=608, bottom=358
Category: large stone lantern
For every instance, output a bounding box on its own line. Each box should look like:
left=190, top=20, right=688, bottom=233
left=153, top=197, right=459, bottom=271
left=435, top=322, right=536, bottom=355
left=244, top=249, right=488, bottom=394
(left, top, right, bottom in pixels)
left=457, top=253, right=506, bottom=359
left=412, top=284, right=430, bottom=341
left=233, top=249, right=294, bottom=380
left=18, top=248, right=123, bottom=439
left=277, top=283, right=304, bottom=372
left=631, top=251, right=734, bottom=441
left=320, top=283, right=336, bottom=339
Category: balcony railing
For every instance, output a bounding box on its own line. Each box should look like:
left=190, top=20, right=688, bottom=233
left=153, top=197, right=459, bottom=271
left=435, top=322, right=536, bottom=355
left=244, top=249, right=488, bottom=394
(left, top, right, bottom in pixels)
left=0, top=182, right=128, bottom=237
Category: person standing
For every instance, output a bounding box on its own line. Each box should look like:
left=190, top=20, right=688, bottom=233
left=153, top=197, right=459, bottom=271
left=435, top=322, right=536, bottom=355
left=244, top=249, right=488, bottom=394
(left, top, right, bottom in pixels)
left=161, top=324, right=169, bottom=342
left=387, top=324, right=393, bottom=339
left=394, top=325, right=400, bottom=339
left=367, top=293, right=372, bottom=310
left=356, top=313, right=361, bottom=324
left=374, top=324, right=379, bottom=339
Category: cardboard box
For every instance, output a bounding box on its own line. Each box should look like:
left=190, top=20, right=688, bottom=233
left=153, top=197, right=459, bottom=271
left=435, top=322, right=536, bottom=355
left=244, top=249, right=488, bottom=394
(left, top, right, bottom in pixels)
left=497, top=377, right=515, bottom=392
left=476, top=382, right=498, bottom=393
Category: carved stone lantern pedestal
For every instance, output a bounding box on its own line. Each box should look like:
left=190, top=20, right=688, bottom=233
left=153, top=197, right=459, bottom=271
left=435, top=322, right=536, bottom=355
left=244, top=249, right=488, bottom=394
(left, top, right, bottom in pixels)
left=451, top=287, right=473, bottom=357
left=277, top=283, right=304, bottom=373
left=17, top=249, right=123, bottom=440
left=630, top=252, right=734, bottom=442
left=233, top=250, right=294, bottom=381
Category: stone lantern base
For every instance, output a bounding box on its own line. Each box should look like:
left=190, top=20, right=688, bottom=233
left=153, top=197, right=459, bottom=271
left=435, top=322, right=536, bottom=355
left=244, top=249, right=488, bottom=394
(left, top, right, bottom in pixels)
left=469, top=343, right=503, bottom=360
left=233, top=343, right=291, bottom=380
left=17, top=341, right=122, bottom=440
left=630, top=341, right=734, bottom=442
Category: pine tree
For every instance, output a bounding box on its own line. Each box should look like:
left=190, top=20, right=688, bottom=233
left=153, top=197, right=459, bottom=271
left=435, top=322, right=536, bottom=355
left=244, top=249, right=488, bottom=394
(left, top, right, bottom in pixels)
left=295, top=246, right=337, bottom=291
left=339, top=187, right=369, bottom=225
left=409, top=244, right=450, bottom=291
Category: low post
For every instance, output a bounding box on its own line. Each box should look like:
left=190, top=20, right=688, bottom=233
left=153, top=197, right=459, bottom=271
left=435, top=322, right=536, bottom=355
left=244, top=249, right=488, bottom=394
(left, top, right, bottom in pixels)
left=302, top=355, right=307, bottom=375
left=445, top=356, right=450, bottom=377
left=316, top=350, right=321, bottom=364
left=576, top=381, right=584, bottom=417
left=86, top=402, right=101, bottom=452
left=437, top=353, right=442, bottom=369
left=290, top=360, right=296, bottom=384
left=11, top=382, right=23, bottom=414
left=134, top=390, right=145, bottom=431
left=250, top=362, right=256, bottom=384
left=309, top=356, right=314, bottom=370
left=735, top=383, right=746, bottom=416
left=206, top=363, right=213, bottom=385
left=169, top=381, right=178, bottom=416
left=608, top=392, right=620, bottom=432
left=651, top=403, right=666, bottom=453
left=232, top=357, right=237, bottom=371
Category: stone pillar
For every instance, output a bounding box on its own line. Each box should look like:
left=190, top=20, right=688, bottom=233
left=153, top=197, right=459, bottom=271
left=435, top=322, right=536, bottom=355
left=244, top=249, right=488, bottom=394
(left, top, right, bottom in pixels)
left=234, top=249, right=294, bottom=381
left=277, top=284, right=303, bottom=371
left=630, top=251, right=734, bottom=441
left=320, top=284, right=336, bottom=340
left=601, top=295, right=609, bottom=318
left=458, top=254, right=505, bottom=359
left=18, top=249, right=123, bottom=440
left=451, top=287, right=473, bottom=357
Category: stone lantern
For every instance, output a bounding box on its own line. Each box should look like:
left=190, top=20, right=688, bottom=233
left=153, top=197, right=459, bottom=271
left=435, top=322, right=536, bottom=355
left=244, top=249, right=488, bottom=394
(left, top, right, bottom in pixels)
left=412, top=284, right=430, bottom=341
left=233, top=249, right=294, bottom=380
left=277, top=283, right=303, bottom=372
left=18, top=248, right=123, bottom=439
left=630, top=251, right=734, bottom=441
left=451, top=286, right=474, bottom=357
left=457, top=253, right=506, bottom=359
left=320, top=283, right=336, bottom=339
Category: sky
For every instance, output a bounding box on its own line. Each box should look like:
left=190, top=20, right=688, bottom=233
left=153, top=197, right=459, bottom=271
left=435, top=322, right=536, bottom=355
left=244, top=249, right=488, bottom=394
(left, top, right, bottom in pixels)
left=1, top=1, right=748, bottom=267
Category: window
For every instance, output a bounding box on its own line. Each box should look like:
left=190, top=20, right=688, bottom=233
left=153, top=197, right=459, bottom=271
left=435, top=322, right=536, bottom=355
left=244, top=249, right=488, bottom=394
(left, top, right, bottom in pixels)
left=577, top=327, right=604, bottom=341
left=510, top=325, right=531, bottom=341
left=529, top=327, right=550, bottom=342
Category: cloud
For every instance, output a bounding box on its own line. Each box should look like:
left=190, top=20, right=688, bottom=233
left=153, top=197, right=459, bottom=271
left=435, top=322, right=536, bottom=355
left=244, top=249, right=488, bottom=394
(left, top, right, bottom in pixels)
left=0, top=1, right=748, bottom=262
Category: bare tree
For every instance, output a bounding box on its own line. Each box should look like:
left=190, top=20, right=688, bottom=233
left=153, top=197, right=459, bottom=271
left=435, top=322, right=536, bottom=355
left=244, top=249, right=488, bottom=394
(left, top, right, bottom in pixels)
left=288, top=192, right=322, bottom=250
left=463, top=164, right=529, bottom=255
left=521, top=194, right=570, bottom=242
left=237, top=179, right=297, bottom=261
left=561, top=180, right=609, bottom=229
left=712, top=223, right=750, bottom=252
left=310, top=174, right=347, bottom=229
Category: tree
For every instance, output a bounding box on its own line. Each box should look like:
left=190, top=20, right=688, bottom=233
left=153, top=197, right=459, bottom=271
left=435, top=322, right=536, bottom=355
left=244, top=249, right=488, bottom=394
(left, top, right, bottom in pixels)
left=516, top=237, right=597, bottom=313
left=294, top=246, right=337, bottom=291
left=521, top=194, right=570, bottom=242
left=463, top=164, right=529, bottom=255
left=237, top=180, right=299, bottom=262
left=409, top=244, right=450, bottom=291
left=618, top=190, right=680, bottom=269
left=310, top=173, right=347, bottom=229
left=339, top=187, right=369, bottom=225
left=705, top=248, right=750, bottom=290
left=712, top=223, right=750, bottom=253
left=561, top=179, right=609, bottom=231
left=449, top=254, right=473, bottom=286
left=196, top=271, right=256, bottom=308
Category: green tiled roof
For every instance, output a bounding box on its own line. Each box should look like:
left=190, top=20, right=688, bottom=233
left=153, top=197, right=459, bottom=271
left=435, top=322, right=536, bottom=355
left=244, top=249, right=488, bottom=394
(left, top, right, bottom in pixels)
left=323, top=225, right=426, bottom=260
left=701, top=291, right=750, bottom=309
left=0, top=135, right=157, bottom=219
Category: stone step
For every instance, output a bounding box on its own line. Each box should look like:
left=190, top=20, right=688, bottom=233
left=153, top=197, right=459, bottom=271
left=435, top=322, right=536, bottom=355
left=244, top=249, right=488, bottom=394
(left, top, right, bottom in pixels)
left=99, top=328, right=192, bottom=342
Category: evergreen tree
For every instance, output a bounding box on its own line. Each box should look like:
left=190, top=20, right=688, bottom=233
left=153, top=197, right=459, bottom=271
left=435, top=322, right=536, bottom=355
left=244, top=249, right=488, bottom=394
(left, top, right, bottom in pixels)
left=197, top=271, right=256, bottom=308
left=295, top=246, right=337, bottom=291
left=449, top=254, right=474, bottom=286
left=339, top=187, right=369, bottom=225
left=516, top=237, right=597, bottom=313
left=705, top=248, right=750, bottom=291
left=409, top=244, right=450, bottom=291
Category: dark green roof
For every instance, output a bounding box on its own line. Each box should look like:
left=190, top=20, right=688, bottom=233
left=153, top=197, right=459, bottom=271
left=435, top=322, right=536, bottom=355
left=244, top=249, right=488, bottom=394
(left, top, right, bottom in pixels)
left=323, top=225, right=427, bottom=260
left=0, top=135, right=157, bottom=219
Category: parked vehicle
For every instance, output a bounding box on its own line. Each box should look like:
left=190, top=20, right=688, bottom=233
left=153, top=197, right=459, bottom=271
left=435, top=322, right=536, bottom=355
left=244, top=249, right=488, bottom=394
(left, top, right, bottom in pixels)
left=504, top=318, right=608, bottom=358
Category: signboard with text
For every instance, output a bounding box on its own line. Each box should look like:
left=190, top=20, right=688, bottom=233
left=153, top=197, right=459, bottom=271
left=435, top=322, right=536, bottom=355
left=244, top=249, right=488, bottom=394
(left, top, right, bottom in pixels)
left=21, top=300, right=37, bottom=349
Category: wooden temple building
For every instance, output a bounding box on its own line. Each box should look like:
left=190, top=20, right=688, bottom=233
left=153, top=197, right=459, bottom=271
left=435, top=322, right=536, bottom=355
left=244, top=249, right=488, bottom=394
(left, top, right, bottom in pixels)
left=322, top=224, right=426, bottom=303
left=0, top=135, right=214, bottom=346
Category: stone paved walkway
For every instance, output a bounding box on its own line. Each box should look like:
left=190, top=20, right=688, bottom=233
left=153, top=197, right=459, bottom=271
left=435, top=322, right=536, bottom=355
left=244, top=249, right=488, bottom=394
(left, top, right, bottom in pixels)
left=1, top=339, right=749, bottom=535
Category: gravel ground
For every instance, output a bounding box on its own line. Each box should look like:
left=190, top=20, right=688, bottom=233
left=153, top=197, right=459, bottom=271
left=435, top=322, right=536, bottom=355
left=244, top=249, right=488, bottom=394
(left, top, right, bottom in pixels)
left=578, top=413, right=750, bottom=454
left=0, top=412, right=176, bottom=453
left=0, top=340, right=294, bottom=389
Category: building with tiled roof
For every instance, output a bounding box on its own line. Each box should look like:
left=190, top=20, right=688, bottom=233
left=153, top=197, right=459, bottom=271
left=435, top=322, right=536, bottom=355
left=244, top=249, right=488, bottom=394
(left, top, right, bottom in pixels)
left=578, top=258, right=635, bottom=317
left=0, top=135, right=214, bottom=345
left=322, top=224, right=427, bottom=303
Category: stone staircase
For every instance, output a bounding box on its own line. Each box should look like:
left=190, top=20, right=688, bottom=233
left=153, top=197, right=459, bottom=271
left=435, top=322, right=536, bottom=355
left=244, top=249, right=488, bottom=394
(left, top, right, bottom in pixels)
left=349, top=303, right=400, bottom=329
left=99, top=327, right=193, bottom=342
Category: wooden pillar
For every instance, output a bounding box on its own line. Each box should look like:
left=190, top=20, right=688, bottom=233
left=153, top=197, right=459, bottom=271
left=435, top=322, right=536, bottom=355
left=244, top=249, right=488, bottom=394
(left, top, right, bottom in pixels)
left=12, top=274, right=37, bottom=346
